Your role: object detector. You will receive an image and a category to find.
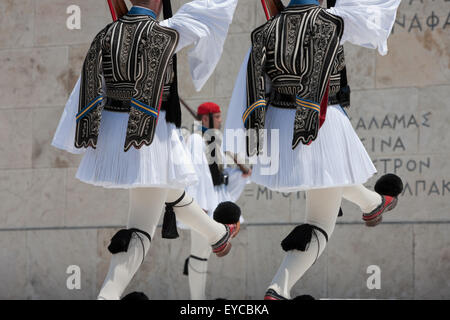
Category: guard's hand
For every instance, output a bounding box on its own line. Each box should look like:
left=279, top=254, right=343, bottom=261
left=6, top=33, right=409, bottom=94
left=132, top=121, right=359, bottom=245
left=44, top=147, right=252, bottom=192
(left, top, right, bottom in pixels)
left=242, top=168, right=252, bottom=178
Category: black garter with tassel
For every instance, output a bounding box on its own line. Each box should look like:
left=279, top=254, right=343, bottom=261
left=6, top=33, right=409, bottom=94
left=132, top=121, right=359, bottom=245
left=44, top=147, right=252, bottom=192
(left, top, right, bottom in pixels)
left=162, top=191, right=194, bottom=239
left=108, top=228, right=152, bottom=266
left=281, top=224, right=328, bottom=252
left=108, top=228, right=151, bottom=254
left=183, top=255, right=209, bottom=276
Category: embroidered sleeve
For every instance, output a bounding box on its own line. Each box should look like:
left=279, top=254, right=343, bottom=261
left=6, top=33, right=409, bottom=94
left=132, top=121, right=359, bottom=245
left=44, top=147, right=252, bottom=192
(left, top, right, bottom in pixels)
left=244, top=23, right=270, bottom=156
left=74, top=26, right=109, bottom=149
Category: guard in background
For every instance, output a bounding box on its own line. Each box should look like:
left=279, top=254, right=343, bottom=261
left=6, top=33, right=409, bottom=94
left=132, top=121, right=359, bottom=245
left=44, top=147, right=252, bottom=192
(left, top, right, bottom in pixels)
left=183, top=102, right=251, bottom=300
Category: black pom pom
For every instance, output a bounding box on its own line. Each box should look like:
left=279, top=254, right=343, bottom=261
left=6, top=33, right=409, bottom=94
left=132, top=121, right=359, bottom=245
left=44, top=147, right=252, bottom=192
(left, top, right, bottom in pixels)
left=213, top=202, right=241, bottom=224
left=121, top=292, right=149, bottom=301
left=281, top=225, right=314, bottom=252
left=374, top=174, right=403, bottom=197
left=108, top=229, right=133, bottom=254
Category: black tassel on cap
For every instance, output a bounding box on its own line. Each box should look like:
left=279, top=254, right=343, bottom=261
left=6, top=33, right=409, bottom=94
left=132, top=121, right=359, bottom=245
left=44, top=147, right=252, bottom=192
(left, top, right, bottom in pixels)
left=162, top=192, right=186, bottom=239
left=327, top=0, right=351, bottom=109
left=161, top=0, right=182, bottom=127
left=162, top=0, right=173, bottom=19
left=327, top=0, right=336, bottom=9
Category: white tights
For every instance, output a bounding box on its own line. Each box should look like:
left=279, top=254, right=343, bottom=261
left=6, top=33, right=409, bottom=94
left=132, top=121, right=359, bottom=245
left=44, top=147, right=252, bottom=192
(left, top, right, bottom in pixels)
left=268, top=184, right=381, bottom=299
left=188, top=229, right=212, bottom=300
left=98, top=188, right=226, bottom=300
left=343, top=184, right=382, bottom=213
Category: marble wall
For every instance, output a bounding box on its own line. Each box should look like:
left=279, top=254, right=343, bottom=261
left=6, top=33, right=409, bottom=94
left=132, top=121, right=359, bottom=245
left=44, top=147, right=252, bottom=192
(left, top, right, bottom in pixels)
left=0, top=0, right=449, bottom=300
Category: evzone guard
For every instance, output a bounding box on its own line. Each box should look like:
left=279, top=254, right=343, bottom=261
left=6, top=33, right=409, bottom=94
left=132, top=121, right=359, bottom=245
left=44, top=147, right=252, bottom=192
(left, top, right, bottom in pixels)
left=52, top=0, right=241, bottom=299
left=182, top=102, right=252, bottom=300
left=225, top=0, right=403, bottom=299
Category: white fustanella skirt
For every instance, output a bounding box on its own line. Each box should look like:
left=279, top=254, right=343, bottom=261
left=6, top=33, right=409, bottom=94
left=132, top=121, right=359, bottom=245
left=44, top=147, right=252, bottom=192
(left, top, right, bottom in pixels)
left=52, top=79, right=198, bottom=189
left=251, top=104, right=377, bottom=192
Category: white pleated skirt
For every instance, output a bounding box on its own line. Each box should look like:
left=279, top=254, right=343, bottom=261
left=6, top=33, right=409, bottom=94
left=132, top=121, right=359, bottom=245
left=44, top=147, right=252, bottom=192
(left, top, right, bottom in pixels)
left=251, top=104, right=377, bottom=192
left=75, top=110, right=198, bottom=189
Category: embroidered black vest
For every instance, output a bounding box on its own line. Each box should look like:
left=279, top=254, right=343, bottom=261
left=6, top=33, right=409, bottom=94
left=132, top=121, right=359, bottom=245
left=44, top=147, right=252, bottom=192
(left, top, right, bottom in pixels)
left=245, top=5, right=344, bottom=156
left=74, top=14, right=179, bottom=152
left=269, top=45, right=350, bottom=108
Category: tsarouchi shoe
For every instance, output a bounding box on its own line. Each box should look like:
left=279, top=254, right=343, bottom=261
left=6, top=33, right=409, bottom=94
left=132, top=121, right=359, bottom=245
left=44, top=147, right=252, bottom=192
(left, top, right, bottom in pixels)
left=363, top=174, right=403, bottom=227
left=363, top=195, right=398, bottom=227
left=264, top=289, right=287, bottom=300
left=211, top=223, right=240, bottom=257
left=121, top=292, right=149, bottom=300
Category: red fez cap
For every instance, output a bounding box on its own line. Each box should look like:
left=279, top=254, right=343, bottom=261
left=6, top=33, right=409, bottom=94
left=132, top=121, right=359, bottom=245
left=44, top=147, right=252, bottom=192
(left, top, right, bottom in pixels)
left=197, top=102, right=221, bottom=115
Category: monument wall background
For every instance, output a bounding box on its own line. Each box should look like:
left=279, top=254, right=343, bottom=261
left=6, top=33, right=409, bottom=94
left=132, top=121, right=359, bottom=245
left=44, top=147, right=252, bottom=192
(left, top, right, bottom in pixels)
left=0, top=0, right=449, bottom=299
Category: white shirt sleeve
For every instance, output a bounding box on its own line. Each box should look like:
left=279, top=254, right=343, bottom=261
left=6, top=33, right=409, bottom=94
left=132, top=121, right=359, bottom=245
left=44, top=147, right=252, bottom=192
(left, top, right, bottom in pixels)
left=327, top=0, right=401, bottom=56
left=224, top=167, right=250, bottom=203
left=223, top=48, right=251, bottom=157
left=159, top=0, right=239, bottom=91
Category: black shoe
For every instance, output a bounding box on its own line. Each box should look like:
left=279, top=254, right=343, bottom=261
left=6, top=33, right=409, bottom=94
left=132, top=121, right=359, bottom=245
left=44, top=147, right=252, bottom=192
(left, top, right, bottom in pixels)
left=265, top=289, right=316, bottom=300
left=264, top=289, right=288, bottom=300
left=363, top=173, right=403, bottom=227
left=292, top=294, right=315, bottom=300
left=121, top=292, right=149, bottom=300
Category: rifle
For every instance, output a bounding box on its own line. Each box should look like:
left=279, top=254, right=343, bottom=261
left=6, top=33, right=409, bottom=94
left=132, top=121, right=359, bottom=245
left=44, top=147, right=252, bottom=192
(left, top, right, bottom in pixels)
left=107, top=0, right=128, bottom=21
left=261, top=0, right=284, bottom=20
left=179, top=98, right=201, bottom=121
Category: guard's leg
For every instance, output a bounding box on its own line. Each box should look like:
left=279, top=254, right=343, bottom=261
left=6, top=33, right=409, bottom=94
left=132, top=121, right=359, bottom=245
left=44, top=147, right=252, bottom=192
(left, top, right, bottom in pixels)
left=342, top=184, right=382, bottom=213
left=343, top=174, right=403, bottom=226
left=166, top=190, right=239, bottom=257
left=186, top=229, right=212, bottom=300
left=266, top=187, right=343, bottom=300
left=98, top=187, right=168, bottom=300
